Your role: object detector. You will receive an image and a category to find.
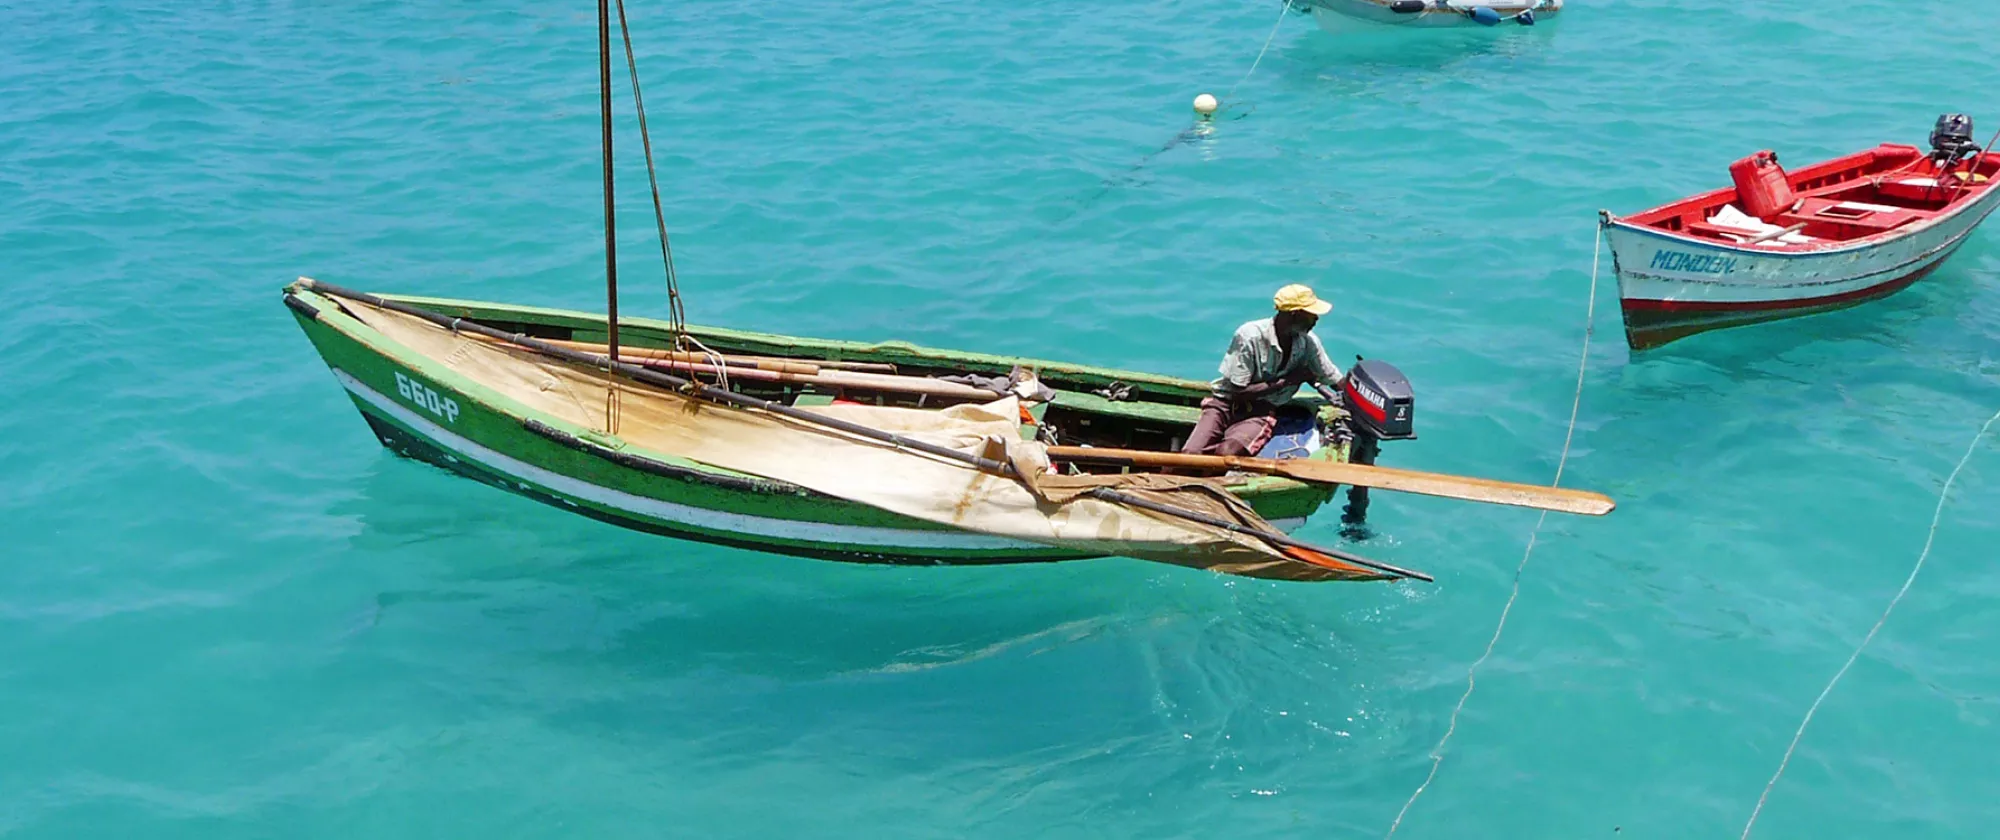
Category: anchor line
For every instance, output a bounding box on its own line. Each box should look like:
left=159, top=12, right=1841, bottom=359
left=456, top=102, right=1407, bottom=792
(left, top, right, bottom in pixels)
left=1384, top=224, right=1602, bottom=839
left=1051, top=0, right=1291, bottom=224
left=1222, top=0, right=1295, bottom=107
left=1740, top=406, right=2000, bottom=839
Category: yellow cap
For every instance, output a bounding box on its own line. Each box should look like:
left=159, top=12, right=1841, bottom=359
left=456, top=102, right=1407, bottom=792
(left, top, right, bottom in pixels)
left=1273, top=284, right=1332, bottom=316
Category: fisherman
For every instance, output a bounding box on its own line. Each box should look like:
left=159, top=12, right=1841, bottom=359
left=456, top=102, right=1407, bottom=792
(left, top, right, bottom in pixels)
left=1181, top=284, right=1344, bottom=458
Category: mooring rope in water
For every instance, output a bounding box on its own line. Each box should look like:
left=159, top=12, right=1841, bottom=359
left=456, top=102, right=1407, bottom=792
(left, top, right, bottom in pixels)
left=1740, top=406, right=2000, bottom=839
left=1384, top=225, right=1603, bottom=839
left=1223, top=0, right=1295, bottom=107
left=1051, top=0, right=1293, bottom=223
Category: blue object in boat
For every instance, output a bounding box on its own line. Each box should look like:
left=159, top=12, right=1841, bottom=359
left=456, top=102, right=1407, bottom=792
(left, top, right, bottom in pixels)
left=1469, top=6, right=1502, bottom=25
left=1256, top=406, right=1322, bottom=461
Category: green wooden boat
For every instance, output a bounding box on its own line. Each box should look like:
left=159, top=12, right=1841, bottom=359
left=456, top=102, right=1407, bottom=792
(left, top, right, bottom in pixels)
left=282, top=280, right=1365, bottom=567
left=273, top=0, right=1623, bottom=580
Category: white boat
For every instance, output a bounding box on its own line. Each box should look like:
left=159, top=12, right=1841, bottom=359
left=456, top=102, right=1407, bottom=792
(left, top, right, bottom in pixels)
left=1299, top=0, right=1562, bottom=33
left=1602, top=117, right=2000, bottom=349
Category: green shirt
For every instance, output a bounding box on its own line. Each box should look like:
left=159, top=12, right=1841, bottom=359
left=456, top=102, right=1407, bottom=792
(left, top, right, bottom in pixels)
left=1211, top=318, right=1343, bottom=403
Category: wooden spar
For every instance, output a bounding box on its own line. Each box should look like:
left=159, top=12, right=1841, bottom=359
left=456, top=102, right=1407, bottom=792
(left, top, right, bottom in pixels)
left=464, top=332, right=1008, bottom=401
left=555, top=341, right=824, bottom=374
left=534, top=338, right=899, bottom=373
left=638, top=359, right=1006, bottom=400
left=597, top=0, right=620, bottom=368
left=1044, top=446, right=1616, bottom=517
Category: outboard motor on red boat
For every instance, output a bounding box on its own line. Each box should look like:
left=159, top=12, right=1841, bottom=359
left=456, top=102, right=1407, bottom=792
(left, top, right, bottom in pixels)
left=1930, top=113, right=1978, bottom=165
left=1324, top=358, right=1416, bottom=532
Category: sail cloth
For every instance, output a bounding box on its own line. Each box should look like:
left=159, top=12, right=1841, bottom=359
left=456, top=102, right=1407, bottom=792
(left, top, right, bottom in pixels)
left=352, top=302, right=1379, bottom=581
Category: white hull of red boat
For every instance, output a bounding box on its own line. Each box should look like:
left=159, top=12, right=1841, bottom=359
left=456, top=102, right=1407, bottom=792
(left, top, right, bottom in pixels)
left=1605, top=182, right=2000, bottom=349
left=1306, top=0, right=1561, bottom=32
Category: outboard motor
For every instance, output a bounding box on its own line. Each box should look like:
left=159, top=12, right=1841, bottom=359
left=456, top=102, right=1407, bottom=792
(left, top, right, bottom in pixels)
left=1930, top=113, right=1978, bottom=165
left=1329, top=358, right=1416, bottom=532
left=1341, top=358, right=1416, bottom=442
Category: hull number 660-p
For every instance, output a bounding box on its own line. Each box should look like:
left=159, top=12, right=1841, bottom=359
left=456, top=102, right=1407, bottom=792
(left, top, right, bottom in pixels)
left=394, top=371, right=460, bottom=424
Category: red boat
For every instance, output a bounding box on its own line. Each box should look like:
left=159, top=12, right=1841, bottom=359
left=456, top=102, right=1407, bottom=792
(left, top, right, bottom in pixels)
left=1601, top=115, right=2000, bottom=349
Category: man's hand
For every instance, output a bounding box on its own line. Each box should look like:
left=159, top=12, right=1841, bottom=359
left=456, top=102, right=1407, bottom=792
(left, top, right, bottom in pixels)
left=1235, top=370, right=1311, bottom=403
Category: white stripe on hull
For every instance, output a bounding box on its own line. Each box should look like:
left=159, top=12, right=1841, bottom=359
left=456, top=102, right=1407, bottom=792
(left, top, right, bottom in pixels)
left=335, top=370, right=1312, bottom=553
left=335, top=370, right=1044, bottom=552
left=1608, top=188, right=2000, bottom=307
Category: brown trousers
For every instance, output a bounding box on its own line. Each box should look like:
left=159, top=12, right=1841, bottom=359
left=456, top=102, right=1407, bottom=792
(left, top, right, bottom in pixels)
left=1180, top=397, right=1279, bottom=457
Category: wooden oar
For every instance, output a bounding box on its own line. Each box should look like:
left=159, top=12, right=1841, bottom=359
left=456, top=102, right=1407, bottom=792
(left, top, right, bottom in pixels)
left=1741, top=221, right=1808, bottom=246
left=1044, top=446, right=1615, bottom=517
left=466, top=331, right=1008, bottom=401
left=540, top=338, right=898, bottom=373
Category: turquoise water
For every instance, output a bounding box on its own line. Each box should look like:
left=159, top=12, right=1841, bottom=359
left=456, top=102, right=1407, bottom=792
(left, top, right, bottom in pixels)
left=5, top=0, right=1998, bottom=836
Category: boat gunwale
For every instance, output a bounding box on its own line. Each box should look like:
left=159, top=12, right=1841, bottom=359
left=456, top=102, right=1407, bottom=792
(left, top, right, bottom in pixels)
left=1604, top=146, right=2000, bottom=259
left=1603, top=188, right=2000, bottom=270
left=372, top=292, right=1220, bottom=398
left=291, top=287, right=769, bottom=486
left=284, top=284, right=1328, bottom=502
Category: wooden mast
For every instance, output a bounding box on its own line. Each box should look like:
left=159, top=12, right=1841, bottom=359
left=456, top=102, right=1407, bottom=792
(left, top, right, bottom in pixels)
left=597, top=0, right=620, bottom=366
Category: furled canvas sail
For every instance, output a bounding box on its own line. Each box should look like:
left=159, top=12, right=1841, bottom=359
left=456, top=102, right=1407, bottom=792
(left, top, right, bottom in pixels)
left=350, top=301, right=1383, bottom=581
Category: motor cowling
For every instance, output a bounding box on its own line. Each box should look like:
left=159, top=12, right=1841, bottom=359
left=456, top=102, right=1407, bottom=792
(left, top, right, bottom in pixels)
left=1341, top=359, right=1415, bottom=441
left=1930, top=113, right=1978, bottom=164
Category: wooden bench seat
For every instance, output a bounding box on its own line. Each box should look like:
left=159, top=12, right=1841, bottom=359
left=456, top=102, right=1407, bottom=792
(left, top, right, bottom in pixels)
left=1777, top=198, right=1923, bottom=234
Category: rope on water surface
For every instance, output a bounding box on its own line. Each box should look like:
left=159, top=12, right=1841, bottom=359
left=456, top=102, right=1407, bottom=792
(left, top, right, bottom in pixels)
left=1223, top=0, right=1295, bottom=107
left=1384, top=225, right=1603, bottom=839
left=1051, top=1, right=1292, bottom=223
left=1740, top=406, right=2000, bottom=839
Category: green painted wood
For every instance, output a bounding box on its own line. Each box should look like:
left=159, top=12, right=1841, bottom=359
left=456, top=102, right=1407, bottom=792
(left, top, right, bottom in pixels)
left=282, top=284, right=1339, bottom=563
left=373, top=292, right=1216, bottom=398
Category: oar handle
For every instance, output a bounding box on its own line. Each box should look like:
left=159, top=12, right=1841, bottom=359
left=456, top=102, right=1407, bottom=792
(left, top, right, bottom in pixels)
left=1741, top=221, right=1807, bottom=246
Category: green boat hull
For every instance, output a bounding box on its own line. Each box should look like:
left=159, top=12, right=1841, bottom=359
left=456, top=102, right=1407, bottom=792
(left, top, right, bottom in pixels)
left=284, top=283, right=1345, bottom=565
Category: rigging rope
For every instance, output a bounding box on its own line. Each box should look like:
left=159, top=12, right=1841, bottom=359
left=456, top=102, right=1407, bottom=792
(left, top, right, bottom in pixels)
left=1384, top=224, right=1602, bottom=839
left=614, top=0, right=687, bottom=342
left=1740, top=406, right=2000, bottom=839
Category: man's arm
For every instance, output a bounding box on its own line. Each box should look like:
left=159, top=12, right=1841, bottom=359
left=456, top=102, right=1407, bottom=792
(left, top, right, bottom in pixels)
left=1307, top=336, right=1344, bottom=388
left=1230, top=375, right=1303, bottom=402
left=1217, top=327, right=1256, bottom=390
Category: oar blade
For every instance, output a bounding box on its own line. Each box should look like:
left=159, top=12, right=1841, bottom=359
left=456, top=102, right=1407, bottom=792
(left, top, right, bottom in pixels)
left=1275, top=460, right=1614, bottom=516
left=1039, top=444, right=1615, bottom=517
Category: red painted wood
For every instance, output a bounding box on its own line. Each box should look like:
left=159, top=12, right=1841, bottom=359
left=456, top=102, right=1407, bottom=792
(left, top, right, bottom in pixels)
left=1616, top=145, right=1998, bottom=252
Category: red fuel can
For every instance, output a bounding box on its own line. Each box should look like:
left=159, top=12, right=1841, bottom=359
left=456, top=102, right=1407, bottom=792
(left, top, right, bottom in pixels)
left=1729, top=150, right=1798, bottom=220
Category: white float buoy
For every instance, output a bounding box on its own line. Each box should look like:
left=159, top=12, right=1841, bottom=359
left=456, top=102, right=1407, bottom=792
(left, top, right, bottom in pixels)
left=1192, top=93, right=1219, bottom=118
